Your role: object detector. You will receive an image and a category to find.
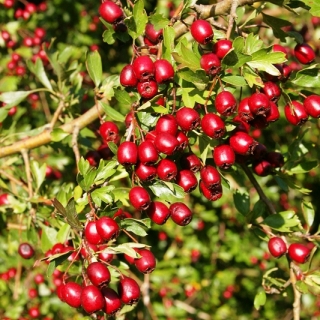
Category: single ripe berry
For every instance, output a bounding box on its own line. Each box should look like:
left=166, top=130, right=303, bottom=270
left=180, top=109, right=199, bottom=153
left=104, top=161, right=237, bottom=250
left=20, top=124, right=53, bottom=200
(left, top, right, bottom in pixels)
left=146, top=201, right=171, bottom=225
left=229, top=131, right=257, bottom=156
left=288, top=243, right=312, bottom=264
left=303, top=95, right=320, bottom=118
left=135, top=162, right=157, bottom=182
left=215, top=91, right=237, bottom=116
left=154, top=132, right=179, bottom=155
left=268, top=237, right=287, bottom=258
left=87, top=262, right=111, bottom=287
left=169, top=202, right=193, bottom=226
left=266, top=101, right=280, bottom=123
left=145, top=23, right=163, bottom=43
left=129, top=186, right=151, bottom=210
left=252, top=159, right=272, bottom=176
left=0, top=193, right=10, bottom=205
left=248, top=93, right=270, bottom=116
left=132, top=55, right=155, bottom=81
left=101, top=287, right=122, bottom=316
left=99, top=121, right=119, bottom=142
left=176, top=169, right=198, bottom=193
left=200, top=165, right=221, bottom=189
left=200, top=53, right=221, bottom=76
left=201, top=113, right=225, bottom=139
left=137, top=80, right=158, bottom=99
left=176, top=130, right=189, bottom=150
left=190, top=19, right=214, bottom=45
left=97, top=244, right=114, bottom=263
left=212, top=39, right=233, bottom=59
left=154, top=59, right=174, bottom=84
left=199, top=181, right=223, bottom=201
left=262, top=81, right=282, bottom=103
left=138, top=140, right=159, bottom=165
left=99, top=1, right=123, bottom=24
left=81, top=285, right=105, bottom=314
left=84, top=221, right=103, bottom=245
left=96, top=217, right=120, bottom=242
left=63, top=282, right=82, bottom=308
left=18, top=242, right=35, bottom=259
left=134, top=249, right=157, bottom=274
left=118, top=276, right=140, bottom=305
left=180, top=152, right=202, bottom=173
left=120, top=65, right=138, bottom=87
left=294, top=43, right=316, bottom=64
left=117, top=141, right=138, bottom=166
left=213, top=145, right=235, bottom=169
left=175, top=107, right=200, bottom=131
left=156, top=158, right=178, bottom=181
left=284, top=101, right=309, bottom=125
left=238, top=97, right=254, bottom=122
left=155, top=114, right=178, bottom=136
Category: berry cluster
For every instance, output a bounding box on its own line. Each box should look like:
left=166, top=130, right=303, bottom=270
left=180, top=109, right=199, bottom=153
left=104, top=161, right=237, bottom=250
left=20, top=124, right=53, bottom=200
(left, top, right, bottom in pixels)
left=2, top=0, right=47, bottom=20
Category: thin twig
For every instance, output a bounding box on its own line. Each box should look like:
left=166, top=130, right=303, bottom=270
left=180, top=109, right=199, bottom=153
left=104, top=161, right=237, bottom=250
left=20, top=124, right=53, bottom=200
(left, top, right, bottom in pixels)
left=72, top=125, right=80, bottom=172
left=290, top=262, right=301, bottom=320
left=50, top=99, right=66, bottom=128
left=141, top=274, right=158, bottom=320
left=21, top=149, right=33, bottom=198
left=0, top=169, right=29, bottom=192
left=39, top=91, right=52, bottom=122
left=226, top=0, right=239, bottom=40
left=174, top=300, right=211, bottom=320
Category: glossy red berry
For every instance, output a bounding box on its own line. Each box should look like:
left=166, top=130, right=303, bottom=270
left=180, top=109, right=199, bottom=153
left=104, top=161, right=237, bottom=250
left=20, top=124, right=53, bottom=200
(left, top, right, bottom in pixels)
left=84, top=221, right=103, bottom=245
left=138, top=140, right=159, bottom=165
left=229, top=131, right=257, bottom=155
left=146, top=201, right=171, bottom=225
left=154, top=59, right=174, bottom=83
left=262, top=82, right=282, bottom=103
left=135, top=162, right=157, bottom=182
left=176, top=169, right=198, bottom=193
left=137, top=80, right=158, bottom=99
left=99, top=1, right=123, bottom=24
left=120, top=64, right=138, bottom=87
left=268, top=237, right=287, bottom=258
left=28, top=306, right=40, bottom=319
left=0, top=193, right=10, bottom=205
left=156, top=158, right=178, bottom=181
left=266, top=101, right=280, bottom=123
left=303, top=95, right=320, bottom=118
left=288, top=243, right=311, bottom=264
left=145, top=23, right=163, bottom=43
left=212, top=39, right=233, bottom=59
left=180, top=152, right=202, bottom=173
left=175, top=107, right=200, bottom=131
left=199, top=181, right=223, bottom=201
left=99, top=121, right=119, bottom=142
left=117, top=141, right=138, bottom=166
left=169, top=202, right=193, bottom=226
left=201, top=113, right=225, bottom=139
left=154, top=132, right=179, bottom=155
left=155, top=114, right=178, bottom=136
left=284, top=101, right=309, bottom=125
left=63, top=282, right=82, bottom=308
left=118, top=276, right=140, bottom=305
left=200, top=53, right=221, bottom=76
left=248, top=93, right=270, bottom=116
left=200, top=165, right=221, bottom=189
left=101, top=287, right=122, bottom=315
left=81, top=285, right=105, bottom=314
left=190, top=19, right=213, bottom=45
left=96, top=217, right=120, bottom=241
left=18, top=242, right=35, bottom=259
left=132, top=55, right=155, bottom=81
left=129, top=186, right=151, bottom=210
left=238, top=97, right=254, bottom=122
left=87, top=262, right=111, bottom=287
left=213, top=144, right=235, bottom=169
left=252, top=159, right=272, bottom=176
left=134, top=249, right=157, bottom=274
left=176, top=130, right=189, bottom=150
left=294, top=43, right=316, bottom=64
left=215, top=91, right=237, bottom=116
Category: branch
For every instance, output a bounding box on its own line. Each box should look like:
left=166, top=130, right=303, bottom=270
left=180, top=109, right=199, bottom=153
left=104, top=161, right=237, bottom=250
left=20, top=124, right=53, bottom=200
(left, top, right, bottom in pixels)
left=290, top=262, right=301, bottom=320
left=241, top=164, right=277, bottom=215
left=0, top=103, right=104, bottom=159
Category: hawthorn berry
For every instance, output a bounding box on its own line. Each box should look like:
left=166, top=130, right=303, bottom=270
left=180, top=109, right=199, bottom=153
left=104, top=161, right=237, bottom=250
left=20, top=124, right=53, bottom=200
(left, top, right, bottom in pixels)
left=120, top=64, right=138, bottom=87
left=101, top=287, right=122, bottom=315
left=156, top=158, right=178, bottom=181
left=155, top=114, right=178, bottom=136
left=145, top=23, right=163, bottom=43
left=212, top=39, right=233, bottom=59
left=229, top=131, right=258, bottom=155
left=238, top=97, right=254, bottom=122
left=117, top=141, right=138, bottom=166
left=252, top=159, right=272, bottom=176
left=303, top=95, right=320, bottom=118
left=132, top=55, right=155, bottom=81
left=176, top=169, right=198, bottom=193
left=18, top=242, right=35, bottom=259
left=288, top=243, right=312, bottom=264
left=200, top=53, right=221, bottom=76
left=284, top=101, right=309, bottom=125
left=118, top=276, right=141, bottom=305
left=146, top=201, right=171, bottom=225
left=137, top=80, right=158, bottom=99
left=180, top=152, right=202, bottom=172
left=190, top=19, right=214, bottom=45
left=63, top=282, right=82, bottom=308
left=201, top=113, right=225, bottom=139
left=99, top=121, right=119, bottom=142
left=138, top=140, right=159, bottom=165
left=169, top=202, right=193, bottom=226
left=213, top=144, right=235, bottom=169
left=294, top=43, right=316, bottom=64
left=248, top=92, right=270, bottom=116
left=268, top=237, right=287, bottom=258
left=154, top=59, right=174, bottom=83
left=175, top=106, right=200, bottom=131
left=99, top=1, right=123, bottom=24
left=96, top=216, right=120, bottom=241
left=154, top=132, right=179, bottom=155
left=215, top=91, right=237, bottom=116
left=200, top=165, right=221, bottom=189
left=200, top=181, right=223, bottom=201
left=134, top=248, right=157, bottom=274
left=129, top=186, right=151, bottom=210
left=86, top=261, right=111, bottom=287
left=81, top=285, right=105, bottom=314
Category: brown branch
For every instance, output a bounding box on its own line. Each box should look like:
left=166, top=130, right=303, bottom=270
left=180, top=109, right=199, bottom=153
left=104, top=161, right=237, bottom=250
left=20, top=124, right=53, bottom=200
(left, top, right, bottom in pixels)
left=50, top=99, right=66, bottom=128
left=0, top=103, right=104, bottom=159
left=21, top=149, right=33, bottom=198
left=241, top=164, right=277, bottom=215
left=0, top=169, right=29, bottom=192
left=226, top=0, right=239, bottom=40
left=290, top=262, right=301, bottom=320
left=72, top=125, right=80, bottom=172
left=174, top=300, right=211, bottom=320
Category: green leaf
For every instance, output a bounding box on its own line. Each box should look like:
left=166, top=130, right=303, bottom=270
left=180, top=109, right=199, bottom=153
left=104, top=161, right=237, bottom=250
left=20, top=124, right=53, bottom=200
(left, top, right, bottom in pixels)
left=263, top=210, right=301, bottom=232
left=288, top=160, right=318, bottom=174
left=108, top=243, right=144, bottom=257
left=114, top=89, right=132, bottom=109
left=52, top=198, right=83, bottom=231
left=163, top=26, right=175, bottom=62
left=86, top=50, right=103, bottom=87
left=301, top=201, right=315, bottom=230
left=56, top=223, right=71, bottom=244
left=243, top=67, right=264, bottom=87
left=78, top=157, right=91, bottom=176
left=177, top=69, right=208, bottom=91
left=95, top=160, right=118, bottom=182
left=91, top=186, right=115, bottom=206
left=102, top=26, right=116, bottom=45
left=199, top=135, right=212, bottom=164
left=99, top=101, right=125, bottom=122
left=274, top=176, right=289, bottom=192
left=108, top=141, right=118, bottom=155
left=27, top=58, right=53, bottom=90
left=221, top=75, right=248, bottom=87
left=262, top=13, right=292, bottom=41
left=172, top=43, right=201, bottom=71
left=244, top=33, right=264, bottom=55
left=0, top=90, right=34, bottom=108
left=80, top=168, right=97, bottom=191
left=254, top=290, right=266, bottom=310
left=303, top=0, right=320, bottom=16
left=295, top=281, right=310, bottom=294
left=149, top=13, right=169, bottom=30
left=233, top=190, right=250, bottom=216
left=291, top=65, right=320, bottom=88
left=112, top=187, right=130, bottom=206
left=149, top=181, right=185, bottom=203
left=120, top=218, right=150, bottom=237
left=41, top=226, right=58, bottom=253
left=125, top=0, right=148, bottom=39
left=50, top=128, right=69, bottom=142
left=30, top=161, right=46, bottom=191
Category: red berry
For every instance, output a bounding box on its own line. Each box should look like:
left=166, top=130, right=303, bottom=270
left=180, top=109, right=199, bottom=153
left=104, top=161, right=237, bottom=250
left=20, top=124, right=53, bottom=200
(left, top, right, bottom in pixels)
left=87, top=261, right=111, bottom=287
left=97, top=244, right=114, bottom=263
left=190, top=19, right=214, bottom=45
left=138, top=140, right=159, bottom=165
left=261, top=82, right=282, bottom=103
left=284, top=101, right=308, bottom=125
left=0, top=193, right=10, bottom=205
left=180, top=152, right=202, bottom=173
left=117, top=141, right=138, bottom=166
left=213, top=144, right=235, bottom=169
left=252, top=159, right=272, bottom=176
left=212, top=39, right=233, bottom=59
left=176, top=169, right=198, bottom=193
left=96, top=217, right=120, bottom=241
left=169, top=202, right=193, bottom=226
left=129, top=186, right=151, bottom=210
left=248, top=93, right=270, bottom=116
left=215, top=91, right=237, bottom=117
left=229, top=131, right=257, bottom=155
left=155, top=114, right=178, bottom=136
left=176, top=130, right=189, bottom=150
left=63, top=282, right=82, bottom=308
left=145, top=23, right=163, bottom=43
left=154, top=132, right=179, bottom=155
left=238, top=97, right=254, bottom=122
left=134, top=249, right=157, bottom=274
left=120, top=65, right=138, bottom=87
left=18, top=242, right=35, bottom=259
left=28, top=306, right=40, bottom=319
left=146, top=201, right=171, bottom=225
left=303, top=95, right=320, bottom=118
left=201, top=113, right=225, bottom=139
left=288, top=243, right=311, bottom=264
left=200, top=53, right=221, bottom=76
left=99, top=121, right=119, bottom=142
left=200, top=165, right=221, bottom=189
left=268, top=237, right=287, bottom=258
left=156, top=158, right=178, bottom=181
left=135, top=162, right=157, bottom=182
left=99, top=1, right=123, bottom=24
left=265, top=101, right=280, bottom=123
left=101, top=287, right=122, bottom=315
left=118, top=276, right=140, bottom=305
left=176, top=106, right=200, bottom=131
left=199, top=181, right=223, bottom=201
left=137, top=80, right=158, bottom=99
left=154, top=59, right=174, bottom=84
left=294, top=43, right=316, bottom=64
left=81, top=285, right=105, bottom=313
left=132, top=55, right=155, bottom=81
